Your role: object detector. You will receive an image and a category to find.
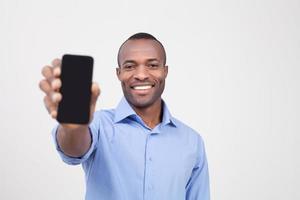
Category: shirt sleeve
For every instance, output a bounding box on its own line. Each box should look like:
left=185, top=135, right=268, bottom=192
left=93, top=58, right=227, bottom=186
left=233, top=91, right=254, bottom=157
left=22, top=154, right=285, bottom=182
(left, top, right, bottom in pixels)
left=185, top=136, right=210, bottom=200
left=51, top=121, right=99, bottom=165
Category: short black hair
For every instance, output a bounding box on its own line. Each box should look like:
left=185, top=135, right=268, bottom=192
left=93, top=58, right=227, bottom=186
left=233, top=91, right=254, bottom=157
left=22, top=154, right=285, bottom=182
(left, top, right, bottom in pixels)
left=128, top=32, right=158, bottom=40
left=117, top=32, right=167, bottom=67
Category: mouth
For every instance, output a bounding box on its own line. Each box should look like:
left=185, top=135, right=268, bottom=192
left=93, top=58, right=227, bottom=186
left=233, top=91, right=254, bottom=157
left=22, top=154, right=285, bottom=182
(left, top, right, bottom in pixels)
left=129, top=83, right=155, bottom=95
left=132, top=85, right=153, bottom=90
left=131, top=83, right=154, bottom=90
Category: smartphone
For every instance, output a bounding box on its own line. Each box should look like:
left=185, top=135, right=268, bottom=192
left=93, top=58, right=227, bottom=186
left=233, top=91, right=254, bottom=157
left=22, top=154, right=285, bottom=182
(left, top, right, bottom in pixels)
left=57, top=54, right=94, bottom=124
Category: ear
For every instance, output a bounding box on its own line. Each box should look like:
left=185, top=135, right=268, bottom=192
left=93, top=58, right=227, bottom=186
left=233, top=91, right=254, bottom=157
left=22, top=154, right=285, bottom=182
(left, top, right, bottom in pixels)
left=116, top=67, right=121, bottom=81
left=164, top=65, right=168, bottom=78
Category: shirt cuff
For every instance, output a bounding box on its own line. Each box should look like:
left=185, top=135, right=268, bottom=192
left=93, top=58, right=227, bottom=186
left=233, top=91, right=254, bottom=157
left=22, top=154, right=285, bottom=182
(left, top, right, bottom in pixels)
left=51, top=124, right=97, bottom=165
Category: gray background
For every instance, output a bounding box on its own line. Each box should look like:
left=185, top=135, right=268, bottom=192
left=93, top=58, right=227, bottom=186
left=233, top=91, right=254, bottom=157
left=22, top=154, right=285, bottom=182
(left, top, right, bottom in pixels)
left=1, top=0, right=299, bottom=199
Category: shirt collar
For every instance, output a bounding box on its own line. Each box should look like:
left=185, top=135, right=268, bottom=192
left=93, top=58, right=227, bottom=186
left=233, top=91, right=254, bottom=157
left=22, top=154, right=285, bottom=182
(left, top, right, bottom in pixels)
left=113, top=97, right=136, bottom=123
left=113, top=97, right=177, bottom=127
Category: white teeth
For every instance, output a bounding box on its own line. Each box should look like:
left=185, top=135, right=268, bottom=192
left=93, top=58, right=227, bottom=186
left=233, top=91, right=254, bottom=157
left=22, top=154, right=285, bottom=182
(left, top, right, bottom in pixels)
left=133, top=85, right=152, bottom=90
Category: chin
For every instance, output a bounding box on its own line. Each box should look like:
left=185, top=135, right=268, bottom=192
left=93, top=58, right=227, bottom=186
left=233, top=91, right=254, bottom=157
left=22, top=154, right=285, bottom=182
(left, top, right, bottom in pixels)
left=122, top=85, right=164, bottom=109
left=129, top=98, right=154, bottom=108
left=125, top=94, right=157, bottom=109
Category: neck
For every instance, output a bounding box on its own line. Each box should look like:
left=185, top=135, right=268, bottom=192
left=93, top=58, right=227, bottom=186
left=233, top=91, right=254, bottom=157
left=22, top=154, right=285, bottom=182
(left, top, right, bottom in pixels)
left=132, top=99, right=163, bottom=129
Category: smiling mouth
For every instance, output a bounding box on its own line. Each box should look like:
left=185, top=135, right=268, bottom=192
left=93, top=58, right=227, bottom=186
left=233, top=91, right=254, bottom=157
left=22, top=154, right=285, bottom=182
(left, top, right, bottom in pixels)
left=131, top=84, right=154, bottom=90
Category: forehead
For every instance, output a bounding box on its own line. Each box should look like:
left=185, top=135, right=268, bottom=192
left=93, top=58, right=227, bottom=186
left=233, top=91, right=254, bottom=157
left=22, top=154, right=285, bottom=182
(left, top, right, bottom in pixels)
left=119, top=39, right=164, bottom=64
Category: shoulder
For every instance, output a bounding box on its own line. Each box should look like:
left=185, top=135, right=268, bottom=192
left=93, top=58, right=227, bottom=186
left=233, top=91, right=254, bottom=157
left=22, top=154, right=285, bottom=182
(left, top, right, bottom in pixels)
left=94, top=109, right=116, bottom=119
left=170, top=117, right=207, bottom=166
left=90, top=108, right=117, bottom=127
left=172, top=117, right=203, bottom=137
left=171, top=117, right=205, bottom=147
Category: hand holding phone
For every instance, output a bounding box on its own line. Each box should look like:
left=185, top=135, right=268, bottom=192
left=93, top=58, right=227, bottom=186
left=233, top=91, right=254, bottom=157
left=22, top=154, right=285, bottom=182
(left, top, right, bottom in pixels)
left=57, top=54, right=94, bottom=124
left=39, top=55, right=100, bottom=125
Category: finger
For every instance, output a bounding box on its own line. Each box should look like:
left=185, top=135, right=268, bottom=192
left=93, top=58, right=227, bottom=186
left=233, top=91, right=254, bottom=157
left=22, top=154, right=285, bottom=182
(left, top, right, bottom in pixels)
left=41, top=66, right=53, bottom=80
left=51, top=78, right=62, bottom=91
left=91, top=82, right=100, bottom=105
left=52, top=58, right=61, bottom=67
left=39, top=79, right=52, bottom=94
left=53, top=66, right=61, bottom=77
left=50, top=110, right=58, bottom=119
left=52, top=58, right=62, bottom=77
left=89, top=83, right=100, bottom=123
left=51, top=92, right=62, bottom=104
left=43, top=96, right=57, bottom=115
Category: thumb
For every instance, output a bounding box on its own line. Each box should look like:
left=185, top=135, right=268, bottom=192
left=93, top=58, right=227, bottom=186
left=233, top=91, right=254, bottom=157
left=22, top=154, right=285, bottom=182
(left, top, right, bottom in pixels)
left=91, top=82, right=100, bottom=106
left=89, top=82, right=100, bottom=122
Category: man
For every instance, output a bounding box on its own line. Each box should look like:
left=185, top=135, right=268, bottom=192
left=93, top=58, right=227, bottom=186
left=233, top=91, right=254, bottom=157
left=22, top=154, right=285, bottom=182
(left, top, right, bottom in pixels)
left=39, top=33, right=210, bottom=200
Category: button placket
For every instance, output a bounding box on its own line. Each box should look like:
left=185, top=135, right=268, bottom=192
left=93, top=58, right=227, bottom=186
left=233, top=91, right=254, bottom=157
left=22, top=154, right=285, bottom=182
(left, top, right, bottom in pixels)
left=144, top=133, right=155, bottom=199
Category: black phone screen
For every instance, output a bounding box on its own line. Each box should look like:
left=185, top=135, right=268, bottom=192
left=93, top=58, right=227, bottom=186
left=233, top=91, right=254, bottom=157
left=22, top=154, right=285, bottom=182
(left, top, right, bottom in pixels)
left=57, top=54, right=94, bottom=124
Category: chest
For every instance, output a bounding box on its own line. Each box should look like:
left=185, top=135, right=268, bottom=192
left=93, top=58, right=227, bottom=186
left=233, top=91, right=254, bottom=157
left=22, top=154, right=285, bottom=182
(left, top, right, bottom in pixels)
left=101, top=122, right=196, bottom=186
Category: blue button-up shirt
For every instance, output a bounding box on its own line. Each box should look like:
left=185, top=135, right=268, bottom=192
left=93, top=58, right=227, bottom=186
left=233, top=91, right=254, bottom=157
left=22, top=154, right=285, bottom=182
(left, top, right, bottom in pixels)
left=53, top=98, right=210, bottom=200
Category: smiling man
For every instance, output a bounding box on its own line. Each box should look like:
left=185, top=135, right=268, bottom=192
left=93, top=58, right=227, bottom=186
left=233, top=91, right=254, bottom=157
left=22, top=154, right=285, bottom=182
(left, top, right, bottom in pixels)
left=117, top=36, right=168, bottom=128
left=39, top=32, right=210, bottom=200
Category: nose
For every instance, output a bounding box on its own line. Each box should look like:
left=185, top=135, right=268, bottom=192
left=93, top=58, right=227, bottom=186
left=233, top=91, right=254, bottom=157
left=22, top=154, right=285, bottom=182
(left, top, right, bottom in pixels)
left=133, top=65, right=149, bottom=81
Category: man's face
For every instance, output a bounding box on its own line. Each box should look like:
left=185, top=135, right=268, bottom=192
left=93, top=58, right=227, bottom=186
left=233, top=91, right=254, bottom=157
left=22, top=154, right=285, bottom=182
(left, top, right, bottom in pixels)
left=117, top=39, right=168, bottom=109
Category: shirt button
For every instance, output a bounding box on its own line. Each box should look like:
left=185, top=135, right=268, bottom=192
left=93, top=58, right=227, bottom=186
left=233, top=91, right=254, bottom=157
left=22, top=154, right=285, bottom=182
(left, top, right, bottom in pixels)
left=149, top=157, right=152, bottom=161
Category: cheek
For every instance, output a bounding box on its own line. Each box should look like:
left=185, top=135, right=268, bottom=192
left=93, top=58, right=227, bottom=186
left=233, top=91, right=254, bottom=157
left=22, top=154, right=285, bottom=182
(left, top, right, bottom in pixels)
left=154, top=72, right=167, bottom=82
left=155, top=68, right=167, bottom=78
left=121, top=80, right=129, bottom=90
left=118, top=73, right=131, bottom=84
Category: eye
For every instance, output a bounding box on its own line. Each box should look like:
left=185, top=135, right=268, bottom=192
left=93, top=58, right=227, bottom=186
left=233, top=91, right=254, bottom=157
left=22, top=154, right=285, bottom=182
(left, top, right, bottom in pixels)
left=122, top=65, right=135, bottom=71
left=148, top=64, right=159, bottom=69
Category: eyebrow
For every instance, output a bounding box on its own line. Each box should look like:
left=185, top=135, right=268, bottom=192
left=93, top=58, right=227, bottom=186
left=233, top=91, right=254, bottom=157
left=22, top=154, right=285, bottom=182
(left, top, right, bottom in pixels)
left=122, top=60, right=136, bottom=66
left=122, top=58, right=160, bottom=66
left=147, top=58, right=159, bottom=62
